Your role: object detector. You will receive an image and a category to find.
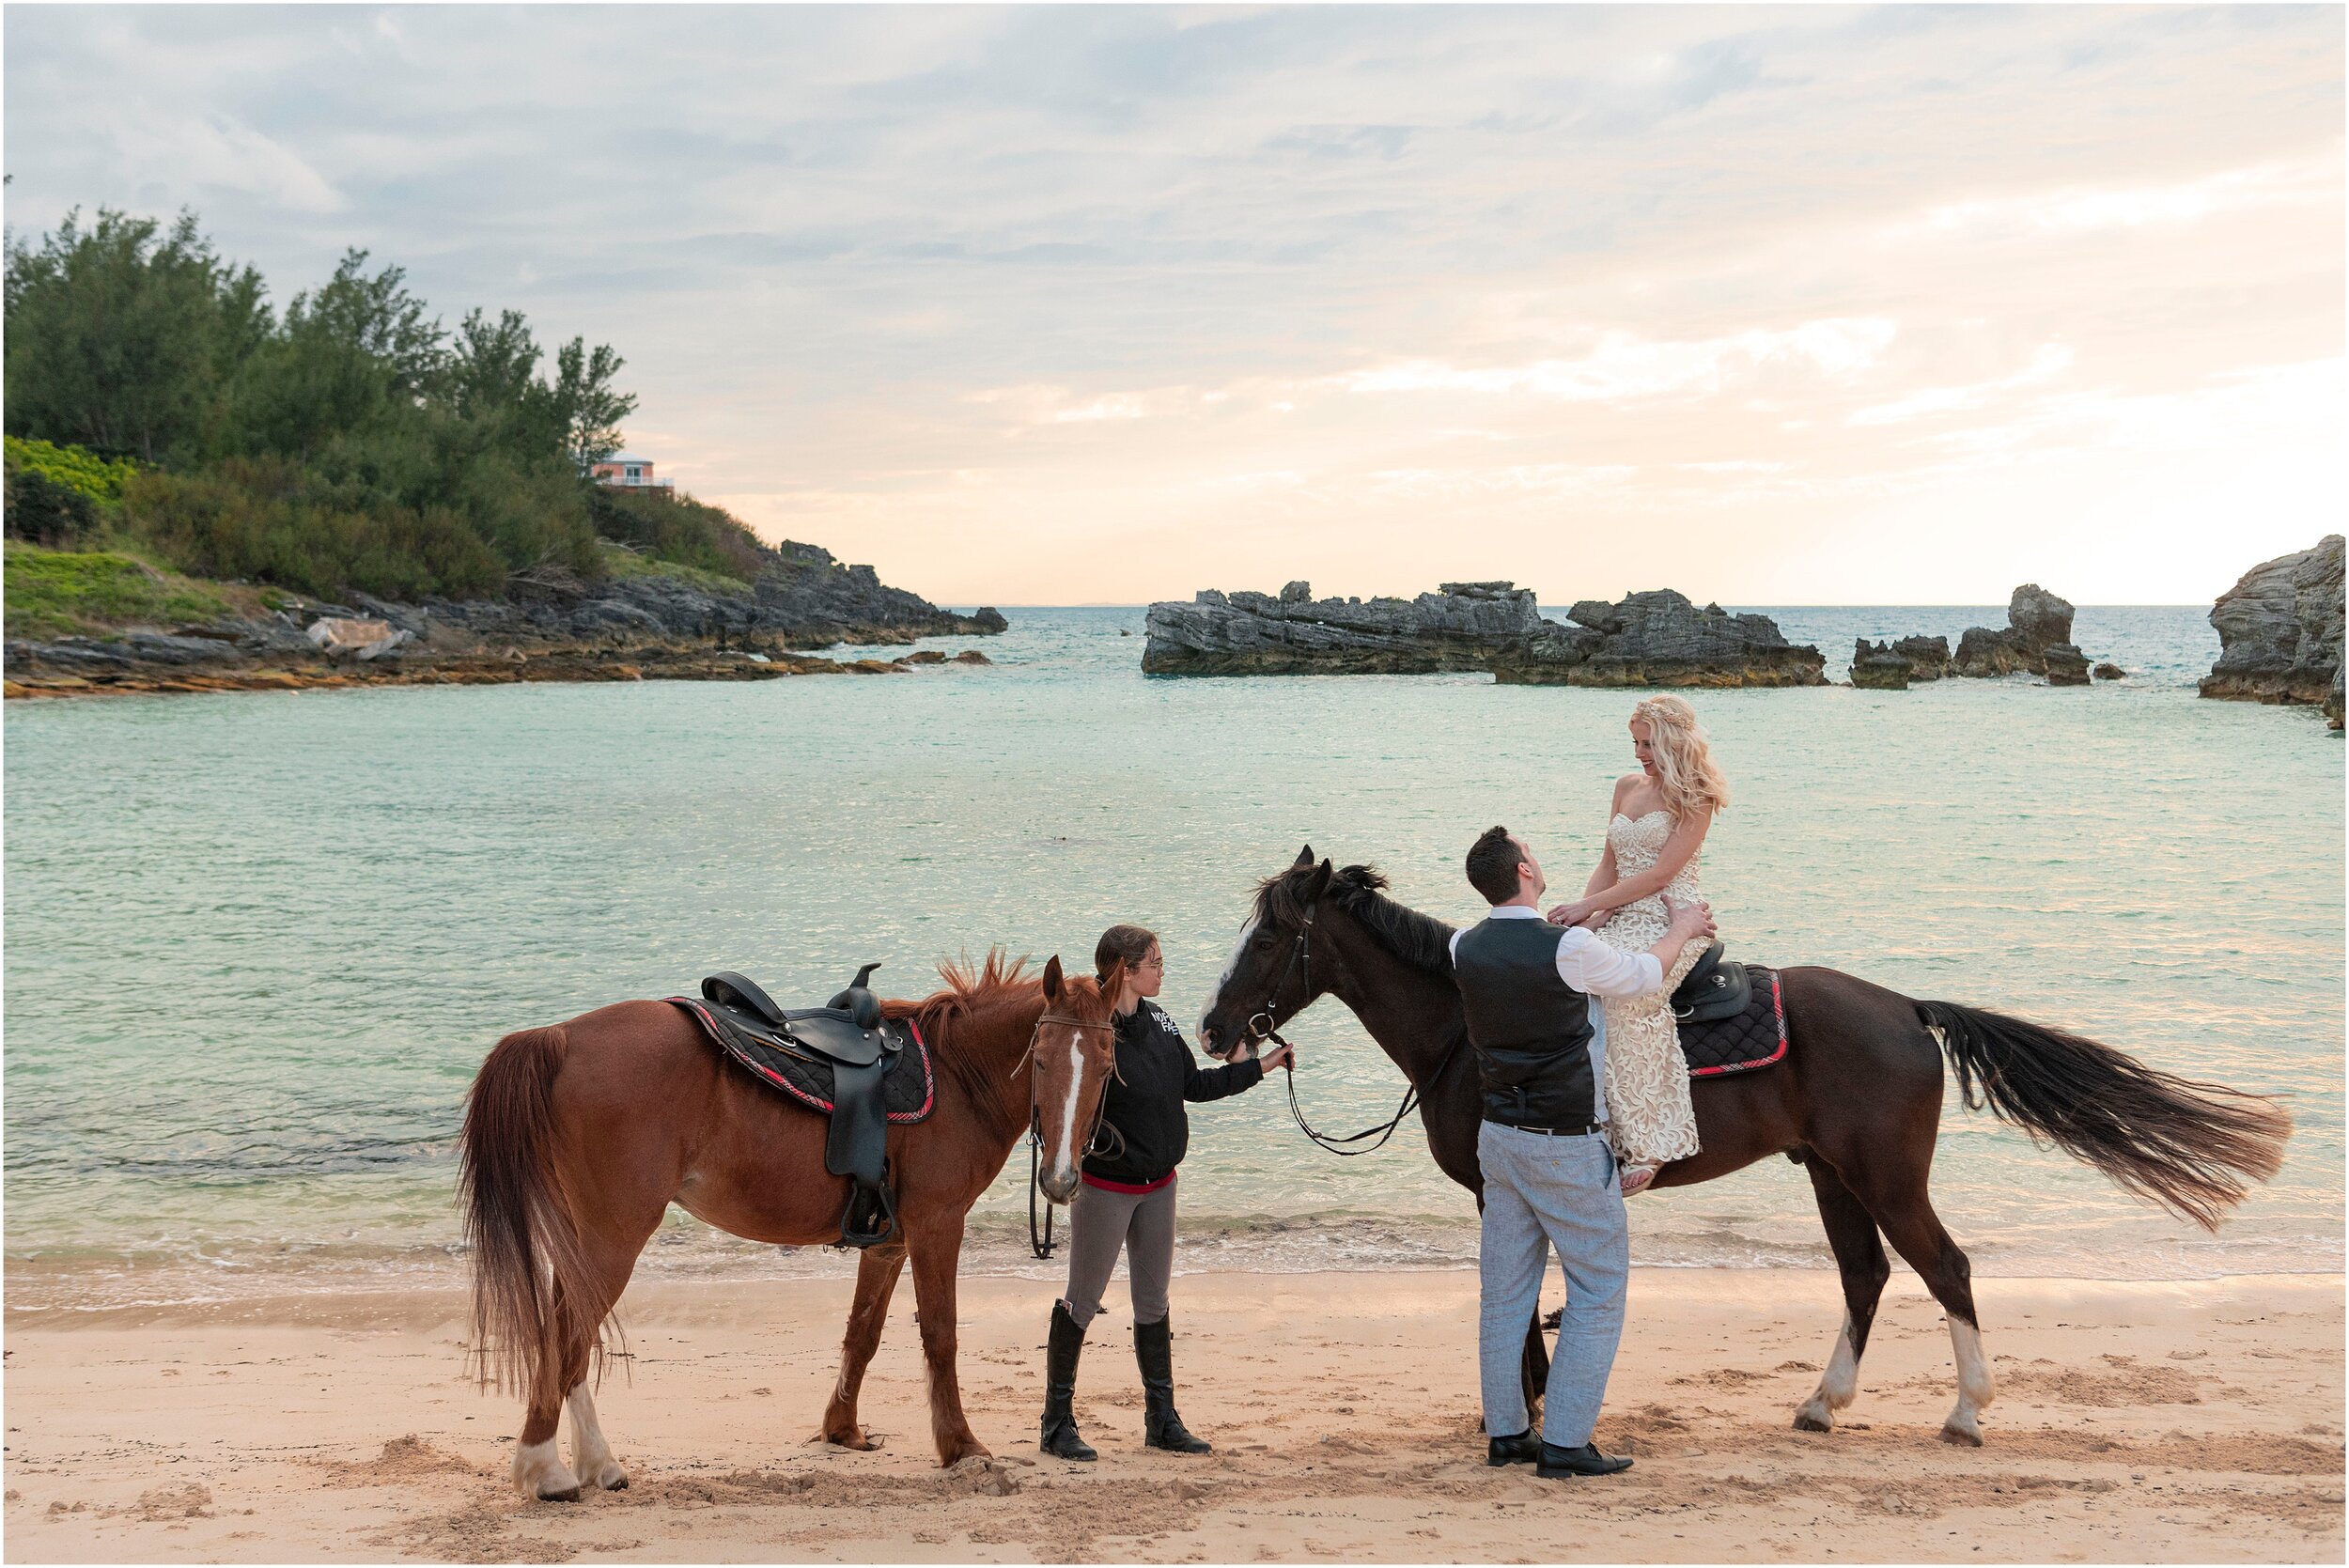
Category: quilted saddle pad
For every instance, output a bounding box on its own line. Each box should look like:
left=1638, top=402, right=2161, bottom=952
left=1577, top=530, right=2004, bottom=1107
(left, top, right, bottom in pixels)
left=1677, top=966, right=1788, bottom=1079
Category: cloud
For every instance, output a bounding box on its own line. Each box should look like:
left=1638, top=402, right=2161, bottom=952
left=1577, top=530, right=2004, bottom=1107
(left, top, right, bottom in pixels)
left=1848, top=344, right=2076, bottom=427
left=1, top=3, right=2340, bottom=603
left=1338, top=319, right=1899, bottom=405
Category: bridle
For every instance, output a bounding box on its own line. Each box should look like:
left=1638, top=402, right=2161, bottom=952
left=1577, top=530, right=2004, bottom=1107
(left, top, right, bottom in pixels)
left=1241, top=902, right=1451, bottom=1158
left=1022, top=1011, right=1126, bottom=1261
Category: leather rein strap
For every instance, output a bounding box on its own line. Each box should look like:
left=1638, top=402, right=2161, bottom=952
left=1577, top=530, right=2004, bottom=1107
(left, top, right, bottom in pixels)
left=1024, top=1012, right=1126, bottom=1261
left=1247, top=904, right=1461, bottom=1159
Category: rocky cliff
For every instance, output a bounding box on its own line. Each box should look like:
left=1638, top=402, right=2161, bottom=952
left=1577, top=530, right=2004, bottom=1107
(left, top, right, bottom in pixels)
left=2199, top=535, right=2344, bottom=728
left=1491, top=591, right=1827, bottom=688
left=5, top=540, right=1005, bottom=697
left=1142, top=581, right=1543, bottom=675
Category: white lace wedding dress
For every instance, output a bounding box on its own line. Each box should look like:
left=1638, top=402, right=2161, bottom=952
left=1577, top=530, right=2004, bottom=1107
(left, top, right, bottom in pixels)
left=1596, top=810, right=1703, bottom=1167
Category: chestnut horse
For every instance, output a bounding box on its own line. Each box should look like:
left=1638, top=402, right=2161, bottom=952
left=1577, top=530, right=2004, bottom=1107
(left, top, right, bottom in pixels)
left=460, top=952, right=1121, bottom=1498
left=1198, top=849, right=2290, bottom=1447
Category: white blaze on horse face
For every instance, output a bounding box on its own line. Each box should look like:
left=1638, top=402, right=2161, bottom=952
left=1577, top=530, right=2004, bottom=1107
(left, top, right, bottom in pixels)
left=1052, top=1032, right=1086, bottom=1180
left=1203, top=916, right=1259, bottom=1042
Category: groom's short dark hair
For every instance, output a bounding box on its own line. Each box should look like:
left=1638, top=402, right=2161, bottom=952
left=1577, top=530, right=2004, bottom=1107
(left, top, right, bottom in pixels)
left=1465, top=826, right=1523, bottom=905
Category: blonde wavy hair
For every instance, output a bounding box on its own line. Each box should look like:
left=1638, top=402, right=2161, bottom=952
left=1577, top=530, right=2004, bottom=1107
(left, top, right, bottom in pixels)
left=1631, top=695, right=1731, bottom=819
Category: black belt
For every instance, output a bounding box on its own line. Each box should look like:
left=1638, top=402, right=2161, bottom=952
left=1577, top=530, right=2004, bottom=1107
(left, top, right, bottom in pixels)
left=1491, top=1119, right=1604, bottom=1138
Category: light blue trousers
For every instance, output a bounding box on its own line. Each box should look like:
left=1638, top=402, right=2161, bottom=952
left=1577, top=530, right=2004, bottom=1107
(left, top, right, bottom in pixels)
left=1476, top=1120, right=1629, bottom=1447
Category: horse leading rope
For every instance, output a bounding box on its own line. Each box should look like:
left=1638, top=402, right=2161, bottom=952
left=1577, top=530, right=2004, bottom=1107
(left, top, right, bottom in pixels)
left=1023, top=1012, right=1126, bottom=1261
left=1246, top=905, right=1455, bottom=1158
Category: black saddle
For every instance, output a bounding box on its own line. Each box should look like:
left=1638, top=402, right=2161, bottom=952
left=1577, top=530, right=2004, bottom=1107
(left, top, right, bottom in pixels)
left=691, top=964, right=908, bottom=1249
left=1669, top=942, right=1750, bottom=1024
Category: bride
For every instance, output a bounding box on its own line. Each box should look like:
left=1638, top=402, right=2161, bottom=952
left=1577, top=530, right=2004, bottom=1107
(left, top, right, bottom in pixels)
left=1546, top=695, right=1731, bottom=1196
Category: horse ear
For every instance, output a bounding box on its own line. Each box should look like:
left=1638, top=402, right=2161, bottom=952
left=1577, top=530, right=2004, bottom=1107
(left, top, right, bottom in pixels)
left=1042, top=955, right=1063, bottom=1000
left=1304, top=857, right=1336, bottom=902
left=1099, top=955, right=1126, bottom=999
left=1294, top=844, right=1315, bottom=866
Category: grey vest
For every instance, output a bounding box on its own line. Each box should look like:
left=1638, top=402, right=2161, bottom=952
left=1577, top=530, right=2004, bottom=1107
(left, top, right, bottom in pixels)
left=1451, top=916, right=1598, bottom=1128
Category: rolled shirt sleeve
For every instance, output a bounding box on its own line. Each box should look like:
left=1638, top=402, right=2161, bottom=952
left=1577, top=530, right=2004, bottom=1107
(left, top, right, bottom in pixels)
left=1553, top=925, right=1664, bottom=997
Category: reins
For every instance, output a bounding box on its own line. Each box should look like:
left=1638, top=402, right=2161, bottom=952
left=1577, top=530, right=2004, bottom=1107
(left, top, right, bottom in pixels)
left=1246, top=903, right=1458, bottom=1157
left=1021, top=1010, right=1125, bottom=1261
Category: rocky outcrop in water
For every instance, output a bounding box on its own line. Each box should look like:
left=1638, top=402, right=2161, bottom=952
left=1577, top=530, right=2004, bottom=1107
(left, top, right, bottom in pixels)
left=1850, top=634, right=1954, bottom=689
left=1142, top=581, right=1543, bottom=675
left=1950, top=584, right=2087, bottom=679
left=5, top=540, right=1005, bottom=698
left=1850, top=641, right=1912, bottom=690
left=1491, top=591, right=1827, bottom=688
left=2199, top=535, right=2344, bottom=729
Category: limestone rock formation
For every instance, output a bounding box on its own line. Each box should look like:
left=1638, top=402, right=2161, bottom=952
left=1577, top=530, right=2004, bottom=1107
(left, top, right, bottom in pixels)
left=1949, top=584, right=2105, bottom=683
left=1849, top=640, right=1911, bottom=691
left=2041, top=644, right=2091, bottom=686
left=2199, top=535, right=2344, bottom=728
left=2093, top=662, right=2126, bottom=681
left=1891, top=635, right=1952, bottom=680
left=5, top=540, right=1003, bottom=695
left=1492, top=591, right=1826, bottom=688
left=1142, top=581, right=1543, bottom=675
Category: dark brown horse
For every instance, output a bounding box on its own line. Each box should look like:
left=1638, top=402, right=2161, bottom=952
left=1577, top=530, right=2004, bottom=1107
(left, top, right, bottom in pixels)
left=1197, top=849, right=2290, bottom=1446
left=460, top=952, right=1121, bottom=1498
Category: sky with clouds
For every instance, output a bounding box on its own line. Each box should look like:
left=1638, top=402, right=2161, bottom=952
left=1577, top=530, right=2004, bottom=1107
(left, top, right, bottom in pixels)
left=7, top=5, right=2341, bottom=605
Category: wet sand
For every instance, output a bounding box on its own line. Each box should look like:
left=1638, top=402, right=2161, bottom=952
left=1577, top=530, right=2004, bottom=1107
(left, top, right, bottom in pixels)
left=4, top=1268, right=2340, bottom=1562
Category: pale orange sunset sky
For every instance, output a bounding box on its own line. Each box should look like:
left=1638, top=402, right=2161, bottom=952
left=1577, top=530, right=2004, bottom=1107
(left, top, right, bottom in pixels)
left=8, top=5, right=2341, bottom=605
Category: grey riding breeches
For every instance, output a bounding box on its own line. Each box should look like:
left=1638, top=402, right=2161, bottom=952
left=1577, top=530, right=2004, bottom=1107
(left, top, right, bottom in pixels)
left=1060, top=1174, right=1177, bottom=1329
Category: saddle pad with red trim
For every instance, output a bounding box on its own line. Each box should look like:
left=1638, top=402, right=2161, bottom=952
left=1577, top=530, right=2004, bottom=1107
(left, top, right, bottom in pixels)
left=667, top=998, right=936, bottom=1122
left=1677, top=966, right=1787, bottom=1078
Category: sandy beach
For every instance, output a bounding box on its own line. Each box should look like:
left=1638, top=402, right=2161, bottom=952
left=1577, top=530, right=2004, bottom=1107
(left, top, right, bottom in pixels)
left=3, top=1266, right=2339, bottom=1563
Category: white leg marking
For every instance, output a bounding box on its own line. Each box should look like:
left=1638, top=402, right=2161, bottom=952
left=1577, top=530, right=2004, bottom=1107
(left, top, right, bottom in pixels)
left=1941, top=1315, right=1994, bottom=1447
left=512, top=1435, right=582, bottom=1501
left=567, top=1382, right=629, bottom=1490
left=1795, top=1312, right=1859, bottom=1431
left=1201, top=917, right=1258, bottom=1040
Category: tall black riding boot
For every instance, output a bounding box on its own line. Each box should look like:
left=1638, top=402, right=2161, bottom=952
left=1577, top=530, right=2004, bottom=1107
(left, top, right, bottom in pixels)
left=1040, top=1300, right=1097, bottom=1462
left=1134, top=1316, right=1212, bottom=1453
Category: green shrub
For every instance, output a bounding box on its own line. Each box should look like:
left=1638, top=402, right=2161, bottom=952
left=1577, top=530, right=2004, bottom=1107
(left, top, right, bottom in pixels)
left=4, top=467, right=99, bottom=547
left=586, top=486, right=770, bottom=583
left=123, top=458, right=508, bottom=600
left=3, top=436, right=140, bottom=502
left=4, top=540, right=231, bottom=640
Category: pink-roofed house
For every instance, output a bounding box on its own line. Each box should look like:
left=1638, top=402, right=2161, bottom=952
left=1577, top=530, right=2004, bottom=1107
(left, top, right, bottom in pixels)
left=587, top=453, right=676, bottom=493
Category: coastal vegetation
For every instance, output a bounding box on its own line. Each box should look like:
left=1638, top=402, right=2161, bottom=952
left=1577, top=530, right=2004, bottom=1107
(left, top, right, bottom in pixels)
left=2, top=207, right=770, bottom=626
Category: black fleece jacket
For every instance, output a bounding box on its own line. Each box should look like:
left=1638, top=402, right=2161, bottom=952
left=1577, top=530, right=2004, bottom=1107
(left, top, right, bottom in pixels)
left=1081, top=998, right=1266, bottom=1186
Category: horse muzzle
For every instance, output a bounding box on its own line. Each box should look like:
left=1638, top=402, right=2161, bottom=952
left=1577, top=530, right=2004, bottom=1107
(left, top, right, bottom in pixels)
left=1038, top=1164, right=1081, bottom=1204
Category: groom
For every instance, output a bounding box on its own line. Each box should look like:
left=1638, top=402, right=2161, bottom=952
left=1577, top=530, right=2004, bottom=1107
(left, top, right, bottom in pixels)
left=1451, top=824, right=1714, bottom=1479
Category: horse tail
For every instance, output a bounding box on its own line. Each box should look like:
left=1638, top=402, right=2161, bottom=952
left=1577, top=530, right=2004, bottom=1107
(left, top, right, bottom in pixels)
left=460, top=1024, right=602, bottom=1403
left=1915, top=999, right=2290, bottom=1231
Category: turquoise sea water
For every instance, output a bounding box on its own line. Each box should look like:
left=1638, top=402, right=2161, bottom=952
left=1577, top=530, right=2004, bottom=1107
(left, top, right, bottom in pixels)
left=5, top=606, right=2341, bottom=1308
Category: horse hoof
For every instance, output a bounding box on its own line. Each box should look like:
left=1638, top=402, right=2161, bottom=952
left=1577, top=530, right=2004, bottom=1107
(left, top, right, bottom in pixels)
left=1939, top=1421, right=1983, bottom=1448
left=595, top=1465, right=630, bottom=1491
left=1792, top=1411, right=1832, bottom=1434
left=537, top=1483, right=583, bottom=1503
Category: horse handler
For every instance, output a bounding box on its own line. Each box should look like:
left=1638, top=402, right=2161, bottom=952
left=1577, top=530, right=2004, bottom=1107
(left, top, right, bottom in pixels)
left=1038, top=924, right=1294, bottom=1462
left=1453, top=826, right=1713, bottom=1479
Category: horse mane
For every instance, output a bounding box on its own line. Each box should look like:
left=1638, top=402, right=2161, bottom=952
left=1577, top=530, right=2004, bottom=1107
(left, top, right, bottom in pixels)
left=885, top=948, right=1041, bottom=1047
left=1252, top=862, right=1457, bottom=978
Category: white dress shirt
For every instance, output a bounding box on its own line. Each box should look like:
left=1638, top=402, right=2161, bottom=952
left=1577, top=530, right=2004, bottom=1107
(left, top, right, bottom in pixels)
left=1449, top=904, right=1669, bottom=1126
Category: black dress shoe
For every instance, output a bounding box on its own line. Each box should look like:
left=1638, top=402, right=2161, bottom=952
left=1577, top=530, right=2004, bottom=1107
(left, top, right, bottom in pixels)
left=1536, top=1441, right=1633, bottom=1478
left=1486, top=1429, right=1543, bottom=1467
